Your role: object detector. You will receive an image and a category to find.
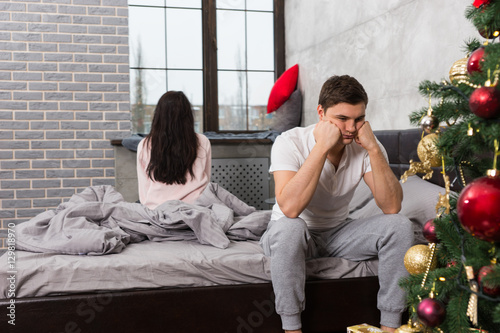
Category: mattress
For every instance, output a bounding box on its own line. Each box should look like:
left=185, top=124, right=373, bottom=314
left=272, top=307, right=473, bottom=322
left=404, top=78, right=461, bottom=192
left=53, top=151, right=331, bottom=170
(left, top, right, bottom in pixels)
left=0, top=239, right=377, bottom=299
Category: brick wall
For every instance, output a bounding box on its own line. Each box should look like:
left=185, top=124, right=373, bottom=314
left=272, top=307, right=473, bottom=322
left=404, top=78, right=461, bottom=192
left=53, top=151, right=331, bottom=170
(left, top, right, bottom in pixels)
left=0, top=0, right=131, bottom=253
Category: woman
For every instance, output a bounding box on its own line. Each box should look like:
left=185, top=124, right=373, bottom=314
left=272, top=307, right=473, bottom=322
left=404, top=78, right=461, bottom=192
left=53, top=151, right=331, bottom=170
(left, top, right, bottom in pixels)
left=136, top=91, right=211, bottom=209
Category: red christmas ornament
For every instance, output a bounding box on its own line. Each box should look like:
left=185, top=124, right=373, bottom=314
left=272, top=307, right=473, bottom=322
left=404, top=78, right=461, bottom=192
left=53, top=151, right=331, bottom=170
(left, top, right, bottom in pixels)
left=479, top=27, right=500, bottom=39
left=469, top=86, right=500, bottom=119
left=473, top=0, right=491, bottom=8
left=423, top=219, right=439, bottom=243
left=478, top=265, right=500, bottom=296
left=467, top=47, right=485, bottom=75
left=446, top=260, right=457, bottom=268
left=417, top=298, right=446, bottom=327
left=457, top=174, right=500, bottom=242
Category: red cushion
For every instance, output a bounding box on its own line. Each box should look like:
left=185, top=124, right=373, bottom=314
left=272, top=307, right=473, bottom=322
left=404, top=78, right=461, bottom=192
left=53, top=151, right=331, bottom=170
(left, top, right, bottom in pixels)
left=267, top=64, right=299, bottom=113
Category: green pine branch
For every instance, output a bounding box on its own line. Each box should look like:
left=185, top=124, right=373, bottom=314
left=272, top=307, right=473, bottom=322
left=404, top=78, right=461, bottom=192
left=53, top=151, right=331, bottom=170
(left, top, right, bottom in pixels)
left=400, top=1, right=500, bottom=331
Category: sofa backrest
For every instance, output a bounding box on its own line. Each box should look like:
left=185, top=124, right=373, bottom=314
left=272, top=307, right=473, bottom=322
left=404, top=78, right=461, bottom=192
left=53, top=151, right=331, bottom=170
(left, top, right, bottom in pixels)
left=374, top=128, right=459, bottom=190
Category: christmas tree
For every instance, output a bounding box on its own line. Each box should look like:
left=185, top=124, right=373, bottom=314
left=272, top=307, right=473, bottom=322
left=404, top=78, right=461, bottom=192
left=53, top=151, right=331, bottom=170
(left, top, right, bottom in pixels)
left=397, top=1, right=500, bottom=332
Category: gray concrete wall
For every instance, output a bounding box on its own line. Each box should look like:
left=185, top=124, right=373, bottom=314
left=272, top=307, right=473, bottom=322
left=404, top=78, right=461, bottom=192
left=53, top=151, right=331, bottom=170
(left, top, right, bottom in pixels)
left=285, top=0, right=479, bottom=130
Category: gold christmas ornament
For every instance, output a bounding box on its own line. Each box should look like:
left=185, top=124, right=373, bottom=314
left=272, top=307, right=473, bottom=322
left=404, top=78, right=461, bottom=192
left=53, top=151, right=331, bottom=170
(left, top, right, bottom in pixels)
left=435, top=171, right=451, bottom=216
left=466, top=266, right=478, bottom=326
left=404, top=244, right=438, bottom=275
left=467, top=123, right=475, bottom=136
left=449, top=57, right=469, bottom=86
left=487, top=169, right=499, bottom=178
left=420, top=243, right=438, bottom=288
left=401, top=133, right=441, bottom=182
left=418, top=133, right=441, bottom=167
left=492, top=140, right=500, bottom=173
left=395, top=321, right=424, bottom=333
left=401, top=160, right=433, bottom=182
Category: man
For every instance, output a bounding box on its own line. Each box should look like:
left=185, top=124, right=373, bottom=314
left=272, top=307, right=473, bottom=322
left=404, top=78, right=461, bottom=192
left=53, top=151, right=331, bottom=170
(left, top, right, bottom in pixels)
left=260, top=75, right=413, bottom=333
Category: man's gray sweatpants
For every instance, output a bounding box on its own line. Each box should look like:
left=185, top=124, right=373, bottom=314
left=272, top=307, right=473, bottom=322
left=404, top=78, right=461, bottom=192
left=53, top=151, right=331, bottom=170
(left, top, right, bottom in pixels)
left=259, top=214, right=414, bottom=331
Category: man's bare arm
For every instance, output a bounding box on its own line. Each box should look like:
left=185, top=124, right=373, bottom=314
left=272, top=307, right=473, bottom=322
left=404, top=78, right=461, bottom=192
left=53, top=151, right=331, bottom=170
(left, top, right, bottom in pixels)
left=356, top=122, right=402, bottom=214
left=274, top=147, right=327, bottom=218
left=275, top=121, right=340, bottom=218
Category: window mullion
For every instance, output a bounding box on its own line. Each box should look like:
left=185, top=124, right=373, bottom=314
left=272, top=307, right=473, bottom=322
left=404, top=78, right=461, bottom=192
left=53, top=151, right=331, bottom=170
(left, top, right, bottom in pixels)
left=202, top=0, right=218, bottom=132
left=244, top=0, right=249, bottom=131
left=164, top=6, right=169, bottom=93
left=274, top=0, right=285, bottom=79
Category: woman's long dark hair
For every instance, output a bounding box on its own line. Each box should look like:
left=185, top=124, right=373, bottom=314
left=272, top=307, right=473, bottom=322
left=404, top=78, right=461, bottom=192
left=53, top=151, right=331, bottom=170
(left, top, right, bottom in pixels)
left=144, top=91, right=198, bottom=185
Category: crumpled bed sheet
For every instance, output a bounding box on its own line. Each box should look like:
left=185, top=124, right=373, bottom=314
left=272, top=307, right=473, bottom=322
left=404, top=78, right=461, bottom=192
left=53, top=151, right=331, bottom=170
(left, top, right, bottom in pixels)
left=14, top=183, right=271, bottom=255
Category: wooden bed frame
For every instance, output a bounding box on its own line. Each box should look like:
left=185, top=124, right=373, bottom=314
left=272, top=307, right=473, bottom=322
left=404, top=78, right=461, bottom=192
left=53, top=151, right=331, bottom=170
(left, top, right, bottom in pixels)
left=1, top=278, right=380, bottom=333
left=0, top=128, right=449, bottom=333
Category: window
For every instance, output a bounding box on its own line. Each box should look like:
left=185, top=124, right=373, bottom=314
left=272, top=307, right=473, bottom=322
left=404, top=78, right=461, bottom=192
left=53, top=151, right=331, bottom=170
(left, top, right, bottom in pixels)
left=128, top=0, right=284, bottom=134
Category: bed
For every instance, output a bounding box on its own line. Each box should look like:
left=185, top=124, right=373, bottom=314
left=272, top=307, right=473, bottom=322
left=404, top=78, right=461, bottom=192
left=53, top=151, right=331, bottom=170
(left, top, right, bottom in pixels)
left=0, top=128, right=453, bottom=333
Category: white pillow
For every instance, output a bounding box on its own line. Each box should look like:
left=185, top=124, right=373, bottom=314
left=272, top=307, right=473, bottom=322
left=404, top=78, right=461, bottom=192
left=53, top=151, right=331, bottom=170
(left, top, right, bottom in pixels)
left=348, top=175, right=447, bottom=244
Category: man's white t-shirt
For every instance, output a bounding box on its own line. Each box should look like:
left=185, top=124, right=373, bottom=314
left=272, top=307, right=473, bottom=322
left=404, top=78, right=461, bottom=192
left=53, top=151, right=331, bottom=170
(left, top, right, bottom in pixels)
left=269, top=124, right=388, bottom=230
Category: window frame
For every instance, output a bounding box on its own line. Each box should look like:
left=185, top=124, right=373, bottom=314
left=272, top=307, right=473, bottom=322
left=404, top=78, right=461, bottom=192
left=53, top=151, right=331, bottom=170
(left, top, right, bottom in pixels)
left=201, top=0, right=285, bottom=133
left=127, top=0, right=285, bottom=134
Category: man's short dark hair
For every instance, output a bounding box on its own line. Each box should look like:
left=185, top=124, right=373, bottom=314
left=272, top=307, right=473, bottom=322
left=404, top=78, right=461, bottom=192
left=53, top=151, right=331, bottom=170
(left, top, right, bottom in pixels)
left=318, top=75, right=368, bottom=110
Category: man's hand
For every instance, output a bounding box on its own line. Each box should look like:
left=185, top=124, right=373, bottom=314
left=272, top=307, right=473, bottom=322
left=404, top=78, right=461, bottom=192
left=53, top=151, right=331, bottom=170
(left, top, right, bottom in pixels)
left=354, top=121, right=378, bottom=152
left=313, top=119, right=341, bottom=152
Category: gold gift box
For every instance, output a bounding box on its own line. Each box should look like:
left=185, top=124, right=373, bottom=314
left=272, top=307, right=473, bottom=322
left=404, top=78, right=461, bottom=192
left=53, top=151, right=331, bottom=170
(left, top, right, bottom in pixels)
left=347, top=323, right=391, bottom=333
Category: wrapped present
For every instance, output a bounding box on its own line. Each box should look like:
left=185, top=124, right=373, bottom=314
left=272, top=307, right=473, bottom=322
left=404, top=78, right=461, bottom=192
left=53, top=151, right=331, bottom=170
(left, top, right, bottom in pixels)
left=347, top=323, right=391, bottom=333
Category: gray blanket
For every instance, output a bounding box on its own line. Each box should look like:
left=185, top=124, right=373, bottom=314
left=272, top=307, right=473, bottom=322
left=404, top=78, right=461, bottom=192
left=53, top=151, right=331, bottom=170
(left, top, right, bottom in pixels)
left=15, top=183, right=271, bottom=255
